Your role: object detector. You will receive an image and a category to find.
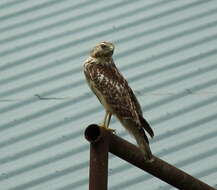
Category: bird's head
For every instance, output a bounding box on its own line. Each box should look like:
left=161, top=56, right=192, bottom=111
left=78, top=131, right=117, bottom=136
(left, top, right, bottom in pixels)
left=90, top=41, right=114, bottom=58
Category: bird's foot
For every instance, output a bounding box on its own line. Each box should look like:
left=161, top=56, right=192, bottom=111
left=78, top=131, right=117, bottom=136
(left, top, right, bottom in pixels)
left=99, top=124, right=116, bottom=133
left=144, top=157, right=155, bottom=163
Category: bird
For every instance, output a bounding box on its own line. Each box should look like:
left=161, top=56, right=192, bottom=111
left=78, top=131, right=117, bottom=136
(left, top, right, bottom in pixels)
left=83, top=41, right=154, bottom=161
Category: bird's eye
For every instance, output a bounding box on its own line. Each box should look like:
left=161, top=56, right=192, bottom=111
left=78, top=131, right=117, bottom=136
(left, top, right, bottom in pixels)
left=101, top=44, right=106, bottom=48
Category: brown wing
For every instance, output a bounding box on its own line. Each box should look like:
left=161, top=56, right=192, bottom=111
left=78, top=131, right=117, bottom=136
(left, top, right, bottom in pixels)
left=128, top=88, right=154, bottom=138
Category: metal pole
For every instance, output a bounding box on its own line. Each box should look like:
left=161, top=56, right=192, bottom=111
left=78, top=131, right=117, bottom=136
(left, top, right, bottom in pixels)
left=85, top=124, right=109, bottom=190
left=85, top=125, right=216, bottom=190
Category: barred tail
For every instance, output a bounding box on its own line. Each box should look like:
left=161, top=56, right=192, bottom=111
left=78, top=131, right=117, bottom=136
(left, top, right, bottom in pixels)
left=139, top=115, right=154, bottom=138
left=119, top=118, right=153, bottom=161
left=138, top=128, right=153, bottom=161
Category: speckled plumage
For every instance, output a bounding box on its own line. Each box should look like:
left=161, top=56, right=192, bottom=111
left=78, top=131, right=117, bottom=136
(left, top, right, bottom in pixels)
left=84, top=41, right=154, bottom=160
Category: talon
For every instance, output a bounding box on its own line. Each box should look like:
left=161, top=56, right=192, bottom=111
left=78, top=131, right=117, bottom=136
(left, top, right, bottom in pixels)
left=100, top=125, right=116, bottom=133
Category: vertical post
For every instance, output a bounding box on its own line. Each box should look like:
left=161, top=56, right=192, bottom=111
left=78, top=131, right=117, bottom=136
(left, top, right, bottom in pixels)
left=85, top=124, right=109, bottom=190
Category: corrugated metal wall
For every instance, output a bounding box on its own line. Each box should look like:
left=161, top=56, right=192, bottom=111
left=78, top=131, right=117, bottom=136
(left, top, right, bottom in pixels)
left=0, top=0, right=217, bottom=189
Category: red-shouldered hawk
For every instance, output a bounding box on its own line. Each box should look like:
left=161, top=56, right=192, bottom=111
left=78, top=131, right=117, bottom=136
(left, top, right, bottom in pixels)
left=83, top=41, right=154, bottom=160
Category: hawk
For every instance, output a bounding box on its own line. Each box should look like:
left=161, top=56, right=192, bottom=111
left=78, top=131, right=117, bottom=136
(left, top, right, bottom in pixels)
left=83, top=41, right=154, bottom=160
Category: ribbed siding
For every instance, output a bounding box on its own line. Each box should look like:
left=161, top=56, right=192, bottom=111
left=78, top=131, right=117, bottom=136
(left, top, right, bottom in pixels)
left=0, top=0, right=217, bottom=189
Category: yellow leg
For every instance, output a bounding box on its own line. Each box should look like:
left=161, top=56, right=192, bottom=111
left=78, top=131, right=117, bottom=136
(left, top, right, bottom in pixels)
left=103, top=111, right=109, bottom=127
left=106, top=113, right=112, bottom=128
left=100, top=111, right=115, bottom=132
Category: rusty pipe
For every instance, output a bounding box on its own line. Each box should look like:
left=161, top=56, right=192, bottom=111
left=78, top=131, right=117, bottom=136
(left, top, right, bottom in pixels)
left=85, top=124, right=216, bottom=190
